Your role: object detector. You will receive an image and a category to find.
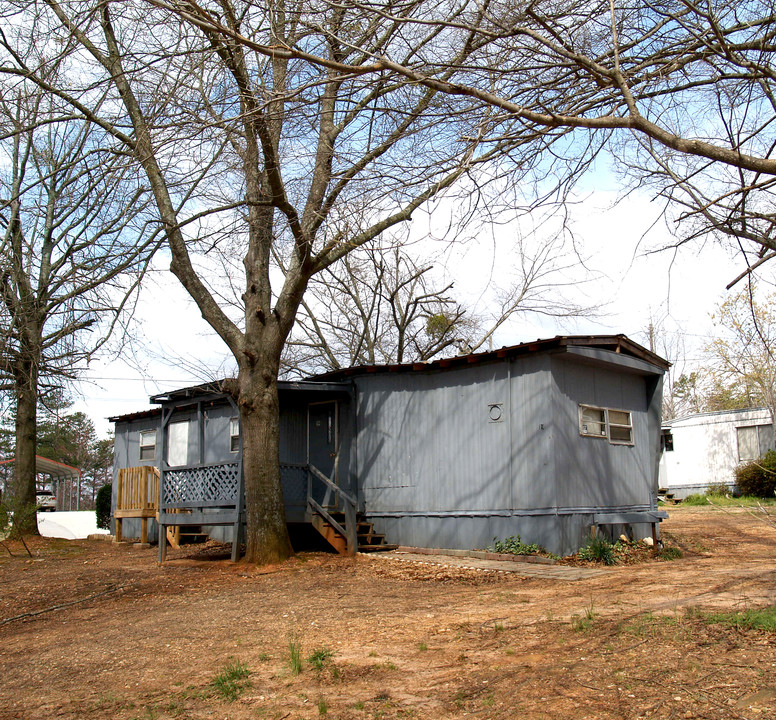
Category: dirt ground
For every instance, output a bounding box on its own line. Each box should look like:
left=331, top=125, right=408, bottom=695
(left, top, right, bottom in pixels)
left=2, top=507, right=776, bottom=720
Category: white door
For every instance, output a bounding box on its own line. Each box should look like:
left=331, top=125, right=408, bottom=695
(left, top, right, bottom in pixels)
left=167, top=421, right=189, bottom=467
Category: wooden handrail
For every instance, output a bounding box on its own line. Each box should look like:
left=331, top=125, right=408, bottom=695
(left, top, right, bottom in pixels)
left=308, top=465, right=358, bottom=507
left=308, top=464, right=358, bottom=555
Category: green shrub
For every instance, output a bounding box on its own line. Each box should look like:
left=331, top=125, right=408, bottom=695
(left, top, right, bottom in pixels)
left=578, top=536, right=618, bottom=565
left=681, top=494, right=708, bottom=506
left=95, top=484, right=112, bottom=530
left=734, top=450, right=776, bottom=498
left=487, top=535, right=542, bottom=555
left=706, top=482, right=730, bottom=497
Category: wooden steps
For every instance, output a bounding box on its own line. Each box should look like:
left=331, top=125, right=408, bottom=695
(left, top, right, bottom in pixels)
left=657, top=487, right=681, bottom=505
left=313, top=509, right=397, bottom=554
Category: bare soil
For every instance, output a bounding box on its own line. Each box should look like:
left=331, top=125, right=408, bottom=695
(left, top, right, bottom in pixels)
left=2, top=507, right=776, bottom=720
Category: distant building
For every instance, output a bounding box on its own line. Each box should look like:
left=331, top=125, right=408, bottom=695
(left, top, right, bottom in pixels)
left=659, top=408, right=775, bottom=498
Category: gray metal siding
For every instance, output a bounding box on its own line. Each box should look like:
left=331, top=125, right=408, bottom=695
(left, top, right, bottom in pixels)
left=551, top=357, right=654, bottom=511
left=354, top=351, right=663, bottom=556
left=203, top=406, right=237, bottom=464
left=508, top=355, right=556, bottom=511
left=355, top=361, right=523, bottom=514
left=279, top=401, right=307, bottom=465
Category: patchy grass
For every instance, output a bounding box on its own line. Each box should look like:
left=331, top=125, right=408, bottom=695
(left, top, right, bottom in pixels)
left=209, top=660, right=251, bottom=701
left=682, top=494, right=776, bottom=507
left=307, top=647, right=335, bottom=672
left=288, top=637, right=303, bottom=675
left=657, top=546, right=683, bottom=560
left=702, top=605, right=776, bottom=631
left=621, top=611, right=684, bottom=638
left=571, top=598, right=597, bottom=632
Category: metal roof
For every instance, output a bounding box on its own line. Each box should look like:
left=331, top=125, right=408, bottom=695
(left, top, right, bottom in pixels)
left=148, top=379, right=350, bottom=404
left=0, top=455, right=81, bottom=481
left=108, top=407, right=162, bottom=423
left=108, top=334, right=668, bottom=423
left=310, top=334, right=670, bottom=381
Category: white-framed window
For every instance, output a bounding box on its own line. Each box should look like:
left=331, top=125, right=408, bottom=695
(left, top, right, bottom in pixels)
left=608, top=409, right=634, bottom=445
left=167, top=421, right=189, bottom=467
left=139, top=429, right=156, bottom=461
left=579, top=405, right=634, bottom=445
left=230, top=417, right=240, bottom=453
left=737, top=424, right=774, bottom=462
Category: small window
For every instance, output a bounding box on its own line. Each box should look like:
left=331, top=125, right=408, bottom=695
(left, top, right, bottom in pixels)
left=580, top=405, right=606, bottom=437
left=661, top=429, right=674, bottom=453
left=608, top=410, right=633, bottom=445
left=738, top=425, right=760, bottom=461
left=579, top=405, right=634, bottom=445
left=139, top=429, right=156, bottom=461
left=230, top=417, right=240, bottom=453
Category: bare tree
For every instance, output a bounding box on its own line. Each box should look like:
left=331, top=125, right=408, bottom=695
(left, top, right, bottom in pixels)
left=1, top=0, right=572, bottom=562
left=707, top=283, right=776, bottom=438
left=176, top=0, right=776, bottom=281
left=282, top=244, right=470, bottom=374
left=0, top=83, right=156, bottom=534
left=283, top=225, right=596, bottom=375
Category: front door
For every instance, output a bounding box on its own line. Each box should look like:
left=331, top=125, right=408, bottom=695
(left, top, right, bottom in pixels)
left=308, top=401, right=338, bottom=481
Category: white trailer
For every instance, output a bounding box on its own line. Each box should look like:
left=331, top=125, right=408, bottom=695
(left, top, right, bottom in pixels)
left=659, top=408, right=775, bottom=499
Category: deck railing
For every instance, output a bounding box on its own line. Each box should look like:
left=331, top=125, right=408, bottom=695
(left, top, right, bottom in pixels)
left=308, top=464, right=358, bottom=555
left=116, top=466, right=159, bottom=513
left=157, top=460, right=244, bottom=562
left=161, top=461, right=240, bottom=507
left=114, top=466, right=160, bottom=543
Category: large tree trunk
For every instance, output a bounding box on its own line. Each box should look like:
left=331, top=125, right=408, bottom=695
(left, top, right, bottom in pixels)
left=237, top=364, right=293, bottom=564
left=11, top=354, right=39, bottom=536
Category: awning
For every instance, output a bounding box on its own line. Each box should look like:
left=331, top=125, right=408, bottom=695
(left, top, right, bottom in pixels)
left=0, top=455, right=81, bottom=481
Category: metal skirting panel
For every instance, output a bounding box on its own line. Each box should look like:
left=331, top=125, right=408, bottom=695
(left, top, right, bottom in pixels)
left=366, top=510, right=663, bottom=558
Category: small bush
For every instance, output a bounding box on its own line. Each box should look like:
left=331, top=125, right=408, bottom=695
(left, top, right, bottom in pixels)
left=488, top=535, right=542, bottom=555
left=95, top=484, right=112, bottom=530
left=734, top=450, right=776, bottom=498
left=706, top=482, right=730, bottom=497
left=578, top=536, right=618, bottom=565
left=681, top=494, right=709, bottom=506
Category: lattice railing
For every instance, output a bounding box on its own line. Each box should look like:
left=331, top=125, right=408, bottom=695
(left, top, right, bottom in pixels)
left=162, top=462, right=240, bottom=505
left=280, top=463, right=308, bottom=506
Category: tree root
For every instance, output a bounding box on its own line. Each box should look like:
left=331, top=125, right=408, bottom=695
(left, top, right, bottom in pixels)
left=0, top=584, right=132, bottom=627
